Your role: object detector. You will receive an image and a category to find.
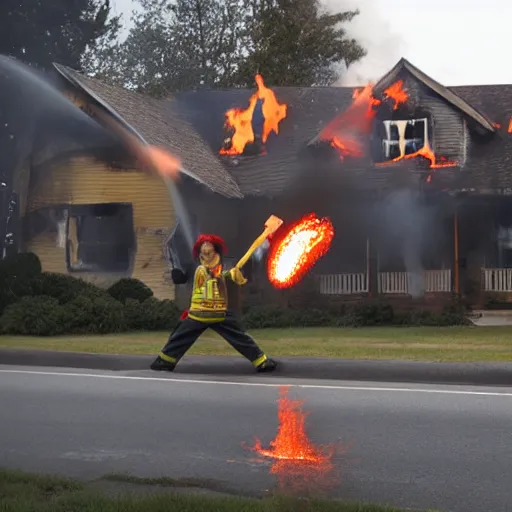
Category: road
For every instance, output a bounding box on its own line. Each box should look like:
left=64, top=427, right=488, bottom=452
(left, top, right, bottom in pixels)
left=1, top=365, right=511, bottom=512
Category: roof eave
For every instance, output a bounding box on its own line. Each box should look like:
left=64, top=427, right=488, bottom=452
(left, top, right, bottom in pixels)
left=374, top=58, right=496, bottom=133
left=53, top=63, right=230, bottom=195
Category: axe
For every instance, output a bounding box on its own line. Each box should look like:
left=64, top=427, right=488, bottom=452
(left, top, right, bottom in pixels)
left=235, top=215, right=283, bottom=270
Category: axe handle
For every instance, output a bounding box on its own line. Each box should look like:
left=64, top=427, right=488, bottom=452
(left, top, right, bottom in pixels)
left=234, top=228, right=272, bottom=270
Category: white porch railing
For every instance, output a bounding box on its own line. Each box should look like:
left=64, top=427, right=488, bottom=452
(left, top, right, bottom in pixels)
left=318, top=273, right=369, bottom=295
left=482, top=268, right=512, bottom=292
left=379, top=270, right=452, bottom=294
left=424, top=270, right=452, bottom=293
left=318, top=270, right=452, bottom=295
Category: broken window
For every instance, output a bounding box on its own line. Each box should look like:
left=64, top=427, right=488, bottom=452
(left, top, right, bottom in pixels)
left=381, top=118, right=428, bottom=160
left=66, top=203, right=135, bottom=273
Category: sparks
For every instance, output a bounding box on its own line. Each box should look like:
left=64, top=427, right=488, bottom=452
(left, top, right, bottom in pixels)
left=267, top=213, right=334, bottom=289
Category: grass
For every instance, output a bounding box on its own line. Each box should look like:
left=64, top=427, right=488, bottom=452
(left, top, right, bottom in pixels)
left=0, top=468, right=438, bottom=512
left=1, top=325, right=512, bottom=362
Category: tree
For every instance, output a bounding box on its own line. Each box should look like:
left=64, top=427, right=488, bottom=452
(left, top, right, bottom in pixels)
left=0, top=0, right=121, bottom=71
left=94, top=0, right=250, bottom=97
left=237, top=0, right=366, bottom=86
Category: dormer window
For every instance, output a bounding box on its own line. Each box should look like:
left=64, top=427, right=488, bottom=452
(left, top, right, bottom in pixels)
left=382, top=118, right=428, bottom=161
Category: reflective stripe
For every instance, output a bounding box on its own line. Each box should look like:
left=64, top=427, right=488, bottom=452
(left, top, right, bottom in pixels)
left=188, top=313, right=225, bottom=323
left=159, top=352, right=177, bottom=364
left=252, top=354, right=267, bottom=367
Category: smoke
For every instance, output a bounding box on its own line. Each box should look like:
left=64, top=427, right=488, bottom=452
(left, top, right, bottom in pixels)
left=321, top=0, right=405, bottom=86
left=379, top=188, right=432, bottom=297
left=253, top=238, right=270, bottom=262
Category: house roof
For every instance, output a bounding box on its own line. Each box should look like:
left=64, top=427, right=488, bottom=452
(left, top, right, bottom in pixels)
left=53, top=64, right=243, bottom=199
left=169, top=87, right=355, bottom=196
left=373, top=58, right=496, bottom=133
left=51, top=58, right=512, bottom=196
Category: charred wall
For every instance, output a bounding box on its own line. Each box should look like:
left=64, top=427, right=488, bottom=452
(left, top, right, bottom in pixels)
left=375, top=71, right=467, bottom=165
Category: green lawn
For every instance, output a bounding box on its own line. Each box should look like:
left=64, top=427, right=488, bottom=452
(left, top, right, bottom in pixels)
left=1, top=325, right=512, bottom=362
left=0, top=468, right=438, bottom=512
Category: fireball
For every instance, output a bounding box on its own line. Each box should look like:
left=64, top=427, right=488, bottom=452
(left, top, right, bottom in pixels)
left=267, top=213, right=334, bottom=289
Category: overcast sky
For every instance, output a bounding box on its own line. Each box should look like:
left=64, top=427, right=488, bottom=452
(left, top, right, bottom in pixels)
left=110, top=0, right=511, bottom=86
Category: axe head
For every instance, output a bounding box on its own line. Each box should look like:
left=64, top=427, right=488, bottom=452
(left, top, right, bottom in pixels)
left=264, top=215, right=284, bottom=235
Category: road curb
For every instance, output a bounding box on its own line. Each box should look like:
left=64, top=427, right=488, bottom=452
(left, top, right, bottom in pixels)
left=1, top=348, right=512, bottom=386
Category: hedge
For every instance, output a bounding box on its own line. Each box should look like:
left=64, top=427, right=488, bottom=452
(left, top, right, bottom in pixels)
left=0, top=252, right=469, bottom=336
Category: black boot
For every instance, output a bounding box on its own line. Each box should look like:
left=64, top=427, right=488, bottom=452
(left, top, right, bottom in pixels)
left=150, top=356, right=176, bottom=372
left=256, top=358, right=277, bottom=373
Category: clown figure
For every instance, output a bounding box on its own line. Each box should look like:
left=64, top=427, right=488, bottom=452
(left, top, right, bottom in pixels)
left=150, top=234, right=277, bottom=373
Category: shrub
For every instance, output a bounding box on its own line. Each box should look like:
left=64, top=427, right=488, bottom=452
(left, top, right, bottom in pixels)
left=32, top=273, right=107, bottom=304
left=343, top=301, right=395, bottom=327
left=0, top=252, right=42, bottom=280
left=242, top=301, right=468, bottom=329
left=124, top=298, right=180, bottom=331
left=0, top=296, right=66, bottom=336
left=64, top=295, right=127, bottom=334
left=0, top=254, right=43, bottom=316
left=108, top=278, right=154, bottom=304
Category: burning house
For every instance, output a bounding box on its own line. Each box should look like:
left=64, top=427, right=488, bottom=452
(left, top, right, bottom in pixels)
left=3, top=56, right=512, bottom=307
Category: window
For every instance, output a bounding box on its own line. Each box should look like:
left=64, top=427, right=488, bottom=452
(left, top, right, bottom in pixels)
left=381, top=118, right=428, bottom=160
left=497, top=226, right=512, bottom=267
left=66, top=203, right=135, bottom=273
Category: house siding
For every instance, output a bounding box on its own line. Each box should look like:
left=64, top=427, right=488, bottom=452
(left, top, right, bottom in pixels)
left=25, top=157, right=175, bottom=300
left=397, top=74, right=466, bottom=165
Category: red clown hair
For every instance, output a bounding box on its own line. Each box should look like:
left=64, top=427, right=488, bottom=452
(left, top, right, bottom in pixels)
left=192, top=234, right=227, bottom=260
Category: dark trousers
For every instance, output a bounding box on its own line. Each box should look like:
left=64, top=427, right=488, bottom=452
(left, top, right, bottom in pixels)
left=159, top=312, right=267, bottom=366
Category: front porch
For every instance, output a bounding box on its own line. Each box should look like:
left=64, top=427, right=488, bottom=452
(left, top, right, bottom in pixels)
left=318, top=267, right=512, bottom=296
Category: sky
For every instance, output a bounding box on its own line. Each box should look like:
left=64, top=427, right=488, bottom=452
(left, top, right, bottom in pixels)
left=110, top=0, right=512, bottom=86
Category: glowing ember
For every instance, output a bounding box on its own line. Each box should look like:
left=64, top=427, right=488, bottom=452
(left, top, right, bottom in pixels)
left=220, top=74, right=287, bottom=156
left=494, top=122, right=502, bottom=129
left=508, top=119, right=512, bottom=133
left=267, top=213, right=334, bottom=289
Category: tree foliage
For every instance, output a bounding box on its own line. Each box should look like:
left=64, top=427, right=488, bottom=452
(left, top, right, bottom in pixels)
left=238, top=0, right=366, bottom=86
left=0, top=0, right=121, bottom=71
left=92, top=0, right=250, bottom=97
left=92, top=0, right=366, bottom=95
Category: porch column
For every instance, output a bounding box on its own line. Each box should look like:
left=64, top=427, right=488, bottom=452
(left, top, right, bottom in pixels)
left=367, top=236, right=379, bottom=297
left=454, top=206, right=460, bottom=295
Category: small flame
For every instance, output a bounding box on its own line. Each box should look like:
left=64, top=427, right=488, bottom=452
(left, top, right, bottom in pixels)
left=247, top=387, right=337, bottom=493
left=376, top=142, right=457, bottom=169
left=508, top=119, right=512, bottom=133
left=220, top=74, right=287, bottom=156
left=267, top=213, right=334, bottom=289
left=382, top=80, right=408, bottom=110
left=494, top=122, right=502, bottom=129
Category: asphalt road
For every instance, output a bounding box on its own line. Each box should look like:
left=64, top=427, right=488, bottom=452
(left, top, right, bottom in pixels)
left=1, top=365, right=511, bottom=512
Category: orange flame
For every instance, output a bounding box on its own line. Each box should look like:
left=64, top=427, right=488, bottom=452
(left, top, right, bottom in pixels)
left=220, top=74, right=287, bottom=156
left=508, top=119, right=512, bottom=133
left=248, top=387, right=337, bottom=493
left=376, top=142, right=457, bottom=169
left=494, top=122, right=502, bottom=129
left=267, top=213, right=334, bottom=289
left=382, top=80, right=408, bottom=110
left=321, top=83, right=379, bottom=159
left=320, top=80, right=408, bottom=160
